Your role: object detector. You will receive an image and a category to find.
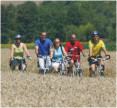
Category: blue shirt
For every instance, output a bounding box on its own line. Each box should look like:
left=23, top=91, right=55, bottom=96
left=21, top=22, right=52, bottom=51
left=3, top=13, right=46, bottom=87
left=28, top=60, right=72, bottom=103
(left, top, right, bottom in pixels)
left=35, top=38, right=52, bottom=56
left=53, top=46, right=64, bottom=62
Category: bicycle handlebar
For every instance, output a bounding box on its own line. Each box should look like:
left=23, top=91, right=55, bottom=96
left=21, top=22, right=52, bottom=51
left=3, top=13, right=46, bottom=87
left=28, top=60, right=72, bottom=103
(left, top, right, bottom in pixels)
left=38, top=55, right=50, bottom=58
left=51, top=57, right=68, bottom=63
left=105, top=55, right=110, bottom=60
left=21, top=56, right=32, bottom=60
left=92, top=55, right=110, bottom=62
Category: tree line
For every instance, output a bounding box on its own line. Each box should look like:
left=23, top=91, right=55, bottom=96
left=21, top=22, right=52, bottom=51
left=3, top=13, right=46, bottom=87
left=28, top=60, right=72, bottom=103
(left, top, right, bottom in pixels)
left=1, top=1, right=116, bottom=44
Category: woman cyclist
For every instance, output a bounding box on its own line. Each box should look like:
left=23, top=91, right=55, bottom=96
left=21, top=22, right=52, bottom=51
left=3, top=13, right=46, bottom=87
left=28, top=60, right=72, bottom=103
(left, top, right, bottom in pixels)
left=10, top=34, right=32, bottom=71
left=88, top=31, right=109, bottom=77
left=50, top=38, right=68, bottom=73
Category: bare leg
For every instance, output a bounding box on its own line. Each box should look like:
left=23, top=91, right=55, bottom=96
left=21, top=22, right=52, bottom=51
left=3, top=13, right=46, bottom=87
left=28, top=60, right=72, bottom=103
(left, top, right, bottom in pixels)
left=53, top=66, right=59, bottom=72
left=90, top=64, right=95, bottom=77
left=15, top=66, right=19, bottom=71
left=68, top=59, right=74, bottom=75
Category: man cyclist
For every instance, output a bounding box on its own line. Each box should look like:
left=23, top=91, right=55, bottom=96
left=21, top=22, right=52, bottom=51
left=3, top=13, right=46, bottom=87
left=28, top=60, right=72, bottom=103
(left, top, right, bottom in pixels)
left=88, top=31, right=109, bottom=77
left=65, top=34, right=86, bottom=76
left=35, top=31, right=52, bottom=73
left=10, top=34, right=32, bottom=71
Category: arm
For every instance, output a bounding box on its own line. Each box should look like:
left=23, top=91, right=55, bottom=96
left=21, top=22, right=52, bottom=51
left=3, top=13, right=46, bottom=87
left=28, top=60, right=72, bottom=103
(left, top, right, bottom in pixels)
left=10, top=44, right=14, bottom=58
left=89, top=47, right=92, bottom=57
left=65, top=43, right=69, bottom=52
left=89, top=41, right=96, bottom=60
left=89, top=47, right=95, bottom=60
left=101, top=41, right=108, bottom=56
left=63, top=49, right=68, bottom=57
left=81, top=50, right=86, bottom=56
left=103, top=47, right=108, bottom=56
left=78, top=42, right=86, bottom=56
left=35, top=46, right=39, bottom=57
left=23, top=44, right=30, bottom=56
left=50, top=50, right=54, bottom=59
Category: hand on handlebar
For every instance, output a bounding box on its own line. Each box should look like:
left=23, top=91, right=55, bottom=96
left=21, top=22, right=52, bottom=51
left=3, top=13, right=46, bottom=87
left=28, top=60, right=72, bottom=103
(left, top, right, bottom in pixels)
left=105, top=55, right=110, bottom=60
left=82, top=53, right=87, bottom=57
left=9, top=58, right=14, bottom=63
left=51, top=59, right=56, bottom=62
left=90, top=56, right=95, bottom=61
left=37, top=54, right=42, bottom=58
left=66, top=56, right=71, bottom=61
left=27, top=56, right=32, bottom=60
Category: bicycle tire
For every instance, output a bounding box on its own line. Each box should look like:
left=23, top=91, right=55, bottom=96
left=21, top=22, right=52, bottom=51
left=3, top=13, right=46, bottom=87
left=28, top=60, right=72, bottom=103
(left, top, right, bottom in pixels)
left=79, top=69, right=83, bottom=77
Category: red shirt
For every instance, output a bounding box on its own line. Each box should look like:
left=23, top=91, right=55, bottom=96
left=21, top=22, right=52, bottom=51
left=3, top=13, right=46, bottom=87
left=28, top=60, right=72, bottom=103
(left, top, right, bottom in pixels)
left=65, top=41, right=84, bottom=61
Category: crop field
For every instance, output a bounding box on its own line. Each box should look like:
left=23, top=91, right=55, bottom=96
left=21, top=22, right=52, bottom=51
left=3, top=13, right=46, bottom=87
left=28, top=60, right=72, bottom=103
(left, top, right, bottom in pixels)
left=1, top=48, right=116, bottom=107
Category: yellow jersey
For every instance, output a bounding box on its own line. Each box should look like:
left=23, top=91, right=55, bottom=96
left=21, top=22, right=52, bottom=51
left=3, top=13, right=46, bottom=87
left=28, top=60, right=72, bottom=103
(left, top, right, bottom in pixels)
left=89, top=40, right=105, bottom=57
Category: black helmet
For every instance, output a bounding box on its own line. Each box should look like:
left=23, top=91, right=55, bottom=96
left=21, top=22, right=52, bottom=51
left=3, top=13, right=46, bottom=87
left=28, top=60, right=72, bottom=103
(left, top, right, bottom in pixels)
left=14, top=34, right=22, bottom=39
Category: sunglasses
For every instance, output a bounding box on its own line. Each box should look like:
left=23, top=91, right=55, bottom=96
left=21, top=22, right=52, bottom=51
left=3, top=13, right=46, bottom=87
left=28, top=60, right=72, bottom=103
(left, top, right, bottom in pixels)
left=93, top=35, right=99, bottom=37
left=55, top=42, right=60, bottom=44
left=16, top=38, right=21, bottom=40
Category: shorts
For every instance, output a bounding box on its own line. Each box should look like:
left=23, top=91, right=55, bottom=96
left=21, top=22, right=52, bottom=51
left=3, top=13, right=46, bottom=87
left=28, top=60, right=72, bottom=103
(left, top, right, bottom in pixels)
left=88, top=56, right=102, bottom=65
left=38, top=56, right=51, bottom=70
left=10, top=59, right=26, bottom=70
left=88, top=58, right=95, bottom=65
left=52, top=61, right=65, bottom=70
left=68, top=59, right=77, bottom=64
left=52, top=62, right=59, bottom=67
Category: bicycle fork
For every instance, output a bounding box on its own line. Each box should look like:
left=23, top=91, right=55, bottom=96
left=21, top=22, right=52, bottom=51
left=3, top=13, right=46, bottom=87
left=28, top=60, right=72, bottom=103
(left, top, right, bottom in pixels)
left=99, top=61, right=104, bottom=77
left=44, top=57, right=49, bottom=75
left=60, top=60, right=66, bottom=75
left=76, top=61, right=82, bottom=77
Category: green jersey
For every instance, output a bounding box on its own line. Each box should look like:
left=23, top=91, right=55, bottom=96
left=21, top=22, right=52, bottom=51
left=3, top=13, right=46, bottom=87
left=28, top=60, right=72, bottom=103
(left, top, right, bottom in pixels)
left=14, top=43, right=24, bottom=59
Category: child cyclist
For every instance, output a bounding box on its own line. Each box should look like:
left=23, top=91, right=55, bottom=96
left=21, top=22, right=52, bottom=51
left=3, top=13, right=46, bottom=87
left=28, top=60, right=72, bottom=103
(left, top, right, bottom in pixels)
left=10, top=34, right=32, bottom=71
left=88, top=31, right=110, bottom=77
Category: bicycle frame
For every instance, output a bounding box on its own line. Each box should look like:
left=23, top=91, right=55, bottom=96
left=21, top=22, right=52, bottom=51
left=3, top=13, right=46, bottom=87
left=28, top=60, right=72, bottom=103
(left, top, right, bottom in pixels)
left=20, top=57, right=30, bottom=72
left=76, top=55, right=83, bottom=77
left=52, top=57, right=67, bottom=75
left=59, top=58, right=67, bottom=75
left=38, top=56, right=50, bottom=75
left=67, top=53, right=84, bottom=77
left=91, top=55, right=110, bottom=77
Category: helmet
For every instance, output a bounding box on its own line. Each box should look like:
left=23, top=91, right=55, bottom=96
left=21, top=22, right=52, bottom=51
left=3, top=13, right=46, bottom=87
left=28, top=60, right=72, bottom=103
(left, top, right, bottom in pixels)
left=14, top=34, right=22, bottom=39
left=92, top=31, right=99, bottom=36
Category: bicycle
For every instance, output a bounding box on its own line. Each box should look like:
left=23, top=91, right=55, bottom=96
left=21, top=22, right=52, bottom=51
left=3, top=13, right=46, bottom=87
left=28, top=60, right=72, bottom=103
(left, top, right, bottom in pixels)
left=10, top=56, right=32, bottom=72
left=20, top=56, right=32, bottom=72
left=51, top=57, right=68, bottom=75
left=38, top=55, right=50, bottom=75
left=90, top=55, right=110, bottom=77
left=67, top=54, right=84, bottom=77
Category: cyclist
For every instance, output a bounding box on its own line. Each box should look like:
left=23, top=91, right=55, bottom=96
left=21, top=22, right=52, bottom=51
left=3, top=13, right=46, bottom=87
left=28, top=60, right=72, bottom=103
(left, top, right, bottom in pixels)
left=88, top=31, right=109, bottom=77
left=35, top=31, right=52, bottom=72
left=65, top=34, right=86, bottom=76
left=10, top=34, right=32, bottom=71
left=50, top=38, right=68, bottom=73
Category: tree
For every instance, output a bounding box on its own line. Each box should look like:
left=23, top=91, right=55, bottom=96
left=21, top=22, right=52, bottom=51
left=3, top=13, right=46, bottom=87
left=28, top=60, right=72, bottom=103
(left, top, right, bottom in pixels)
left=16, top=1, right=38, bottom=43
left=1, top=4, right=16, bottom=43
